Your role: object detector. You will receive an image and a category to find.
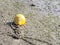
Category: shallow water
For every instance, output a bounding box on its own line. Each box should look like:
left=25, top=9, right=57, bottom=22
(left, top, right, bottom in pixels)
left=16, top=0, right=60, bottom=17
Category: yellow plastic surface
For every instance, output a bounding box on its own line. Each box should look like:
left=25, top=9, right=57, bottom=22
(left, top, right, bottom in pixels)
left=14, top=14, right=26, bottom=25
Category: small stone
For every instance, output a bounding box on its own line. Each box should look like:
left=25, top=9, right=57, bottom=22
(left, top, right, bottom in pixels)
left=1, top=15, right=4, bottom=17
left=30, top=4, right=35, bottom=6
left=58, top=25, right=60, bottom=27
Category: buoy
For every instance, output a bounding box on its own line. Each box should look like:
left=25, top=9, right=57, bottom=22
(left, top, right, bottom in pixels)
left=14, top=14, right=26, bottom=26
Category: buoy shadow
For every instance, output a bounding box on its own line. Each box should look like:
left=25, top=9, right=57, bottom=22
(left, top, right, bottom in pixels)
left=6, top=22, right=52, bottom=45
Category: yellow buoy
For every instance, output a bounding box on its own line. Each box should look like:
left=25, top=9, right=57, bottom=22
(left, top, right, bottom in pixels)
left=14, top=14, right=26, bottom=26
